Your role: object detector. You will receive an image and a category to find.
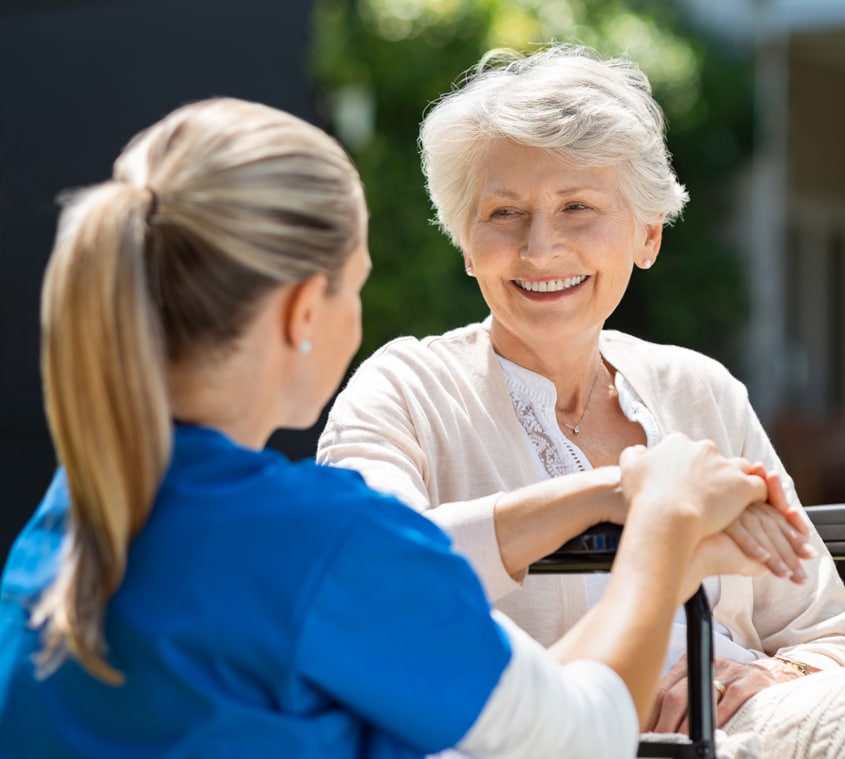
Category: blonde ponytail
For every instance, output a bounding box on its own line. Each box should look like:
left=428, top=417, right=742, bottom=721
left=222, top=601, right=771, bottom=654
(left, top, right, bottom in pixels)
left=33, top=182, right=171, bottom=684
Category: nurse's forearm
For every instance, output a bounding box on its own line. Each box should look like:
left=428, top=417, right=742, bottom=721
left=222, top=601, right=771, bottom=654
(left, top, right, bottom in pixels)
left=547, top=507, right=697, bottom=725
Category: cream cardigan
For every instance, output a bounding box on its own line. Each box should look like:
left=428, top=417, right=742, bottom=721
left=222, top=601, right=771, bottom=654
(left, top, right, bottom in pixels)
left=317, top=321, right=845, bottom=670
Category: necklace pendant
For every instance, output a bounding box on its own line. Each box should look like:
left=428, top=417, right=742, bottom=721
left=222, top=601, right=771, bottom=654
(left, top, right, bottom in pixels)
left=572, top=426, right=580, bottom=435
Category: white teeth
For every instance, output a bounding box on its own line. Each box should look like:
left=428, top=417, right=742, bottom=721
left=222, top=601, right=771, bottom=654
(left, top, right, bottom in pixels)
left=515, top=275, right=587, bottom=292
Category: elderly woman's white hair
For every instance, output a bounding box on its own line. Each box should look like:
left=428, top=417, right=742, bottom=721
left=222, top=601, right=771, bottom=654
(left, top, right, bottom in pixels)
left=419, top=44, right=690, bottom=249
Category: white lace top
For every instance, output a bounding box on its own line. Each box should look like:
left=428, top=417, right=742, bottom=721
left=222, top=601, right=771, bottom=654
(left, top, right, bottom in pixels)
left=497, top=355, right=754, bottom=672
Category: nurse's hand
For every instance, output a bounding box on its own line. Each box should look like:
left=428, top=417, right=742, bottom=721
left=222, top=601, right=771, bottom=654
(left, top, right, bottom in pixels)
left=619, top=435, right=766, bottom=538
left=678, top=531, right=768, bottom=605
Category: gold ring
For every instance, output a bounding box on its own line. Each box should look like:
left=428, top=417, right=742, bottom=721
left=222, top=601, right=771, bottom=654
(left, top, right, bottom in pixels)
left=714, top=679, right=727, bottom=701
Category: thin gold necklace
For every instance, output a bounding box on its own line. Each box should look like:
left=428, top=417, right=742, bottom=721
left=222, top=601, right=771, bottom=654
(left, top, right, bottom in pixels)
left=559, top=361, right=602, bottom=436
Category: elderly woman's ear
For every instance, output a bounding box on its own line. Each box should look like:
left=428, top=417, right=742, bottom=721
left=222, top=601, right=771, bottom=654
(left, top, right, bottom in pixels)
left=638, top=219, right=664, bottom=270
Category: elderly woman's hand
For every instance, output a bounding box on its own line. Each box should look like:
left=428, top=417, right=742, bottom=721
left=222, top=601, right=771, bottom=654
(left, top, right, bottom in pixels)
left=723, top=468, right=815, bottom=584
left=646, top=655, right=808, bottom=734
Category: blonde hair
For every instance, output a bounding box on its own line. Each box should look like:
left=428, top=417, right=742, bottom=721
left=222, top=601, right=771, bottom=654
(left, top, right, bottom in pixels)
left=33, top=98, right=363, bottom=683
left=419, top=44, right=689, bottom=248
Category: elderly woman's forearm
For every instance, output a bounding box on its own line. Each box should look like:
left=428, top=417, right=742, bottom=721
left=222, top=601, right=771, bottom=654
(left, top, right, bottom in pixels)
left=491, top=466, right=623, bottom=577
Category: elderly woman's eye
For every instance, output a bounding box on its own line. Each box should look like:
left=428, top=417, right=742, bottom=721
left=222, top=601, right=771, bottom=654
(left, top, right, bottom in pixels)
left=566, top=202, right=588, bottom=211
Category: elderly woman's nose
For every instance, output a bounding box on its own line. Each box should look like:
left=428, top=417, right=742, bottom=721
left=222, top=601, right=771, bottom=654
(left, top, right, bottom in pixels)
left=520, top=214, right=565, bottom=260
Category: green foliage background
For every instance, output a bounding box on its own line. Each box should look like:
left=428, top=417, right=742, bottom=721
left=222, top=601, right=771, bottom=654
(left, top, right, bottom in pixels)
left=310, top=0, right=754, bottom=374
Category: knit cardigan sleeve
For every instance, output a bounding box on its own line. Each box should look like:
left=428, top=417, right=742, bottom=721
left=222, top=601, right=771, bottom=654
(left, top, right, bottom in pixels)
left=718, top=398, right=845, bottom=670
left=317, top=324, right=534, bottom=601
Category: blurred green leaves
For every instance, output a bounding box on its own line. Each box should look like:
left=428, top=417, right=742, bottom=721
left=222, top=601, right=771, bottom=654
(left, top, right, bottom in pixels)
left=310, top=0, right=753, bottom=370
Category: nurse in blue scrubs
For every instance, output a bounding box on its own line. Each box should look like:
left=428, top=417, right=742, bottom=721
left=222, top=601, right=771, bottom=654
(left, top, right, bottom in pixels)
left=0, top=97, right=780, bottom=758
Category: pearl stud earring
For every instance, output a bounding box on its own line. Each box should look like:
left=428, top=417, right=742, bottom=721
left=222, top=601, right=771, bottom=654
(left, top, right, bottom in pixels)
left=298, top=339, right=312, bottom=356
left=642, top=259, right=653, bottom=270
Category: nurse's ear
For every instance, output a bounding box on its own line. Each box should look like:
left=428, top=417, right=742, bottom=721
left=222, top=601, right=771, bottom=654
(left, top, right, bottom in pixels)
left=282, top=273, right=328, bottom=355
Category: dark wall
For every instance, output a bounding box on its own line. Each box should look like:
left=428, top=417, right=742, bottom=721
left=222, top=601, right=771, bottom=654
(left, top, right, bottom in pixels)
left=0, top=0, right=321, bottom=562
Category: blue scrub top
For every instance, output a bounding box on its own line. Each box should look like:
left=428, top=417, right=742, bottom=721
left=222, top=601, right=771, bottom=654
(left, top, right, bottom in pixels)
left=0, top=424, right=511, bottom=758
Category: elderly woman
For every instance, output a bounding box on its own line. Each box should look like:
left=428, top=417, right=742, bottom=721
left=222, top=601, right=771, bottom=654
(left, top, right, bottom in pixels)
left=317, top=44, right=845, bottom=743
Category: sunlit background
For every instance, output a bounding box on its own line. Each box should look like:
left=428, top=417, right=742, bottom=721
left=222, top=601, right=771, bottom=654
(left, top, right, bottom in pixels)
left=1, top=0, right=843, bottom=561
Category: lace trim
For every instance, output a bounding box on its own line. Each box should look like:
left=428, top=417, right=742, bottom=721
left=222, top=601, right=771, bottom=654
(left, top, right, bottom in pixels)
left=499, top=354, right=658, bottom=478
left=509, top=392, right=589, bottom=475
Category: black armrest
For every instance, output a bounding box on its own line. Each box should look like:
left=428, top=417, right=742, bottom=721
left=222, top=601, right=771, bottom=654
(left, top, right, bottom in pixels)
left=805, top=504, right=845, bottom=558
left=530, top=522, right=621, bottom=573
left=531, top=504, right=845, bottom=566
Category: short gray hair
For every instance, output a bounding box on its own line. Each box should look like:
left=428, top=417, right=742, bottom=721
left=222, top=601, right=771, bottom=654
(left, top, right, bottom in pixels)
left=419, top=44, right=689, bottom=248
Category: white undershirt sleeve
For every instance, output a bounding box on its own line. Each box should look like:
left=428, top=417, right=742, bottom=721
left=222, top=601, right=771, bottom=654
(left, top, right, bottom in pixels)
left=450, top=611, right=639, bottom=759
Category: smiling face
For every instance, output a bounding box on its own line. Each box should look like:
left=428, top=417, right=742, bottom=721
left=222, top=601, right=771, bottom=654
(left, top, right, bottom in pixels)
left=463, top=138, right=662, bottom=365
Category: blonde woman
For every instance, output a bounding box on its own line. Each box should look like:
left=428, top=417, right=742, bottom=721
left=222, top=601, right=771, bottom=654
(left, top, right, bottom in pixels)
left=0, top=97, right=777, bottom=758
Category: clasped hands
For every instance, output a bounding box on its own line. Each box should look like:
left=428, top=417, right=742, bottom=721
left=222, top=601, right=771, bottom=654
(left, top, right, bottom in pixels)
left=619, top=437, right=815, bottom=594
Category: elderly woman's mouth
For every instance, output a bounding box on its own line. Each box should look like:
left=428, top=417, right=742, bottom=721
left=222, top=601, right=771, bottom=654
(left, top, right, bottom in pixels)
left=514, top=275, right=588, bottom=293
